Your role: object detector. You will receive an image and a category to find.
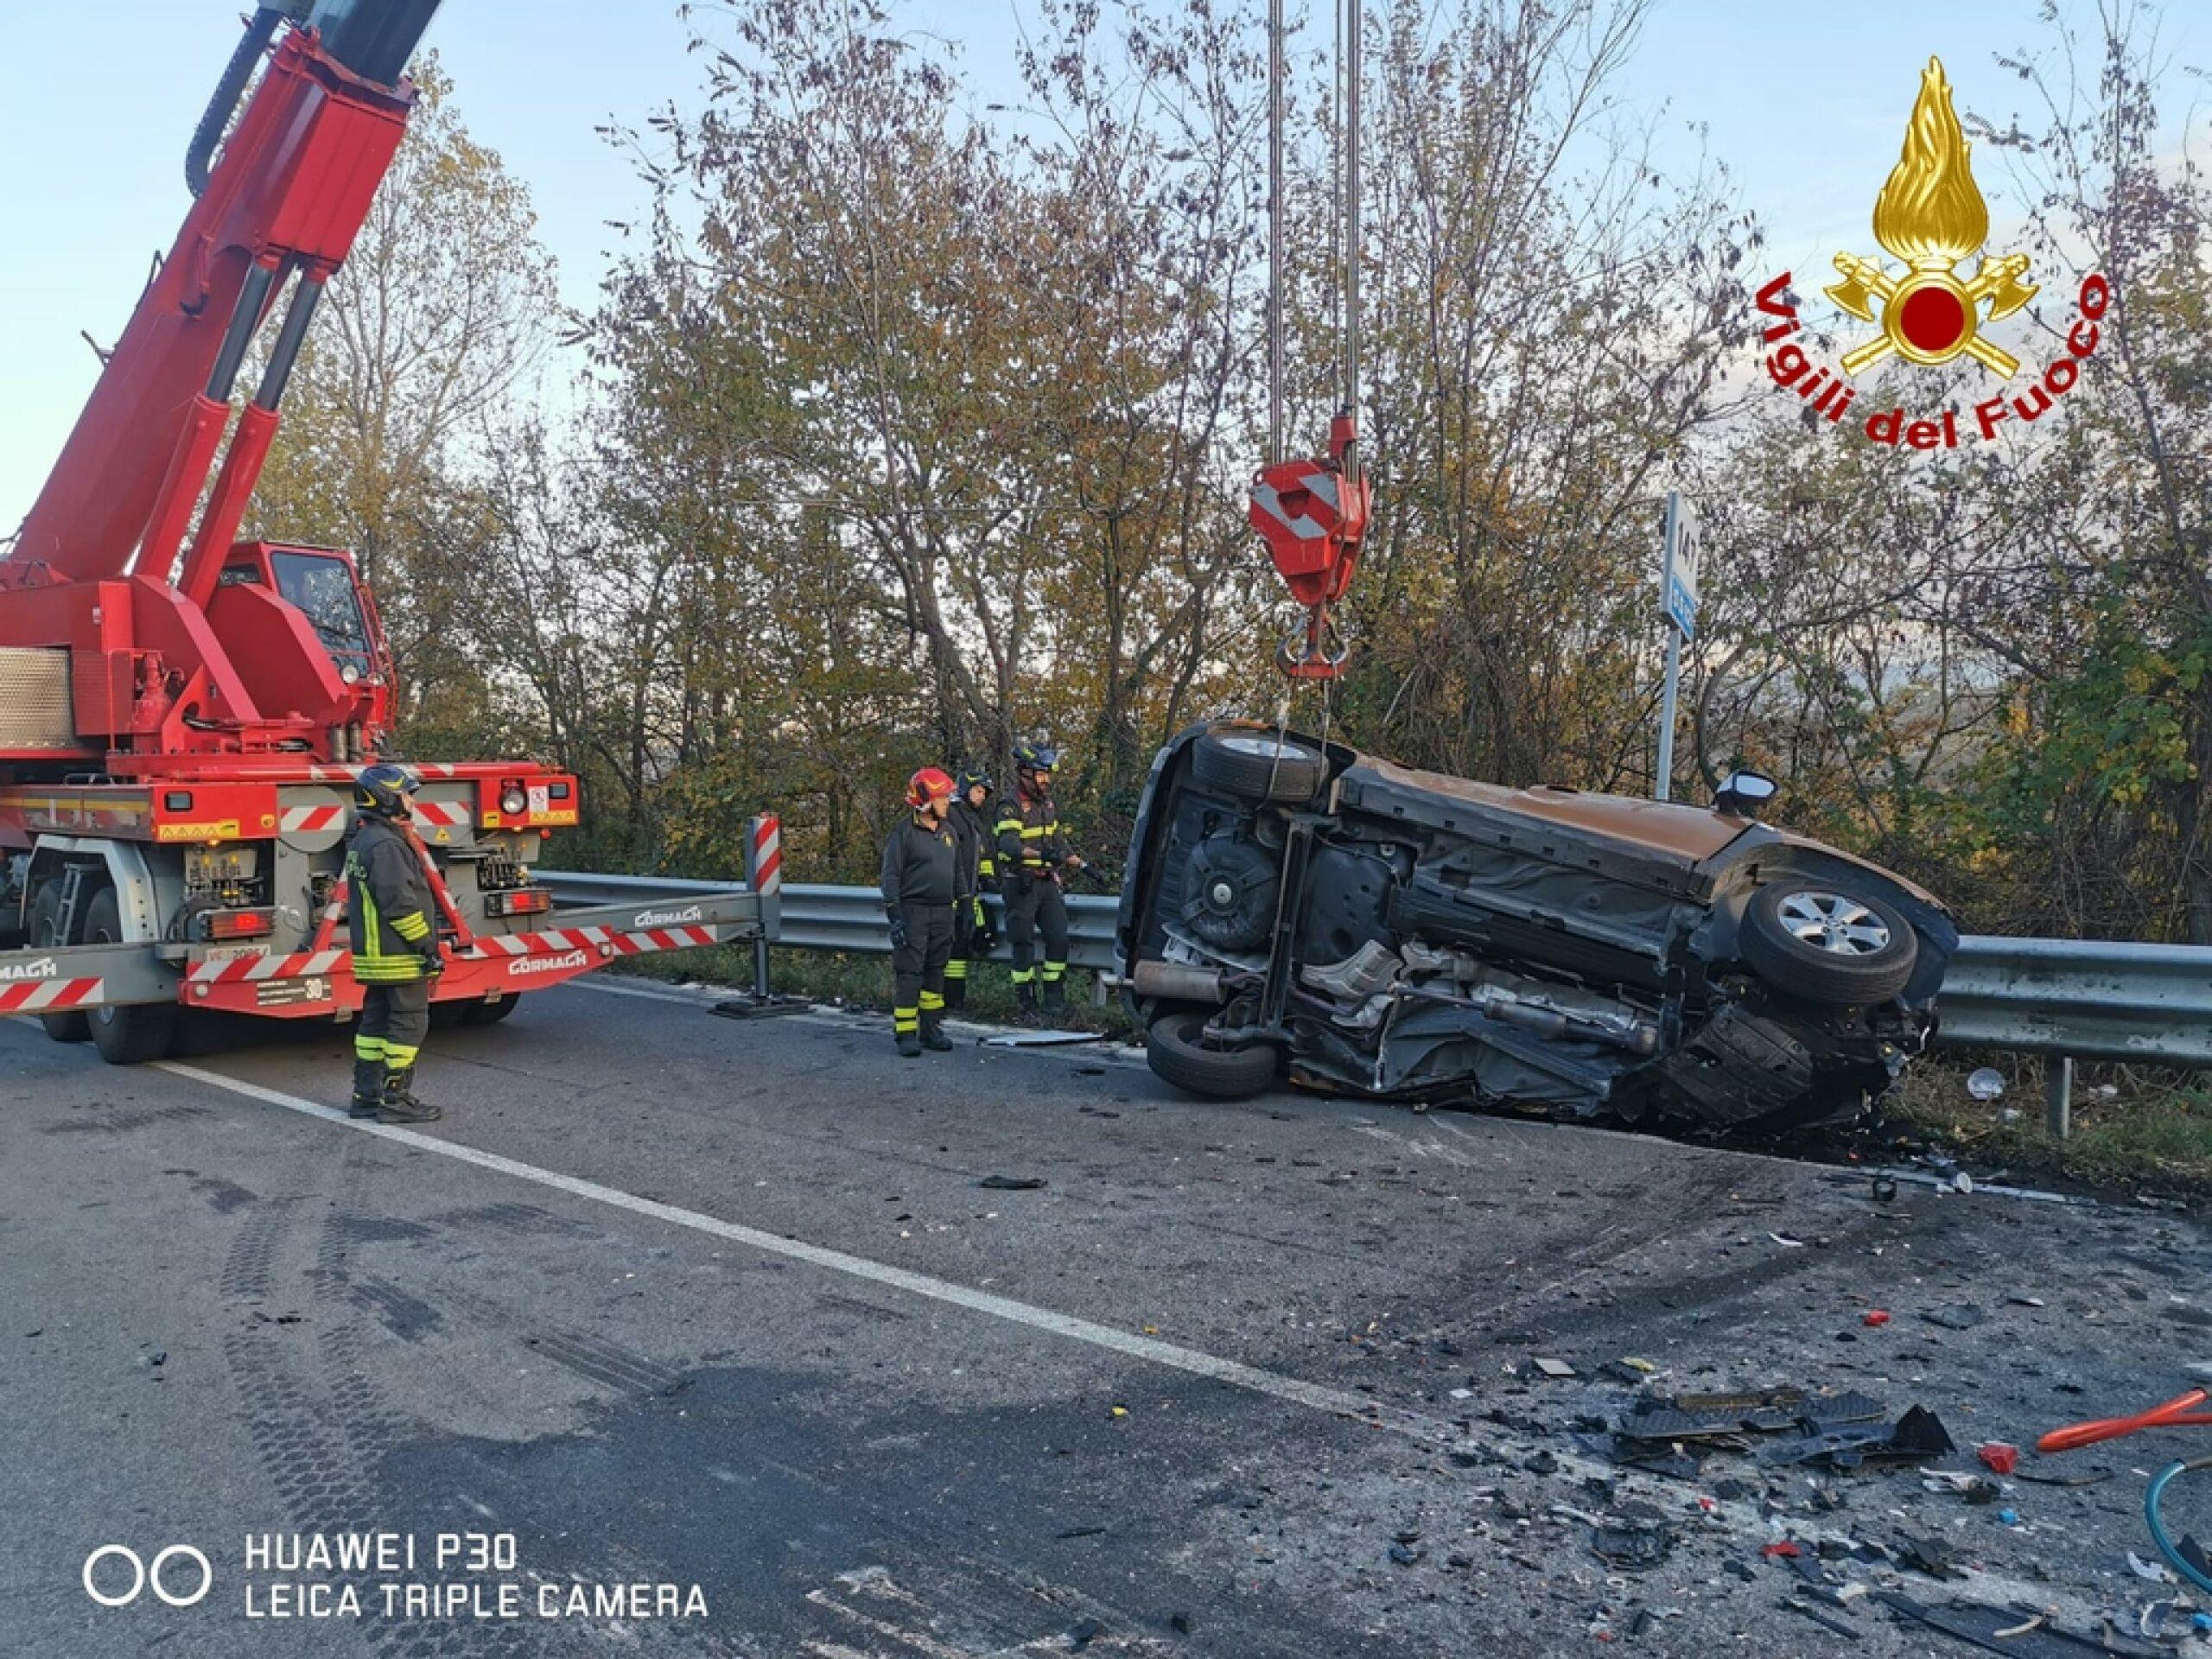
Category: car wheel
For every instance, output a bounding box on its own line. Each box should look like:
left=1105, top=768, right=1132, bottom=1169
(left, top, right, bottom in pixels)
left=84, top=889, right=179, bottom=1065
left=29, top=884, right=91, bottom=1044
left=1740, top=881, right=1917, bottom=1006
left=1192, top=726, right=1325, bottom=804
left=1145, top=1010, right=1279, bottom=1100
left=463, top=994, right=522, bottom=1026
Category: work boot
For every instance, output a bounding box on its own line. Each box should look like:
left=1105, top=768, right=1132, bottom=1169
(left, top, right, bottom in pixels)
left=347, top=1058, right=384, bottom=1120
left=942, top=976, right=968, bottom=1012
left=896, top=1028, right=922, bottom=1058
left=920, top=1013, right=954, bottom=1052
left=1041, top=976, right=1068, bottom=1023
left=377, top=1068, right=442, bottom=1125
left=1015, top=981, right=1040, bottom=1026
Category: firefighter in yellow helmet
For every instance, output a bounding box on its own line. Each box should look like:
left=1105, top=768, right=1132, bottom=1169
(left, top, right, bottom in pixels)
left=345, top=763, right=445, bottom=1123
left=943, top=764, right=998, bottom=1011
left=996, top=742, right=1088, bottom=1023
left=880, top=766, right=961, bottom=1057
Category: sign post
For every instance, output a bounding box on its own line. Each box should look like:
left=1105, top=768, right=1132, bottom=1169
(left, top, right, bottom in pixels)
left=1656, top=493, right=1700, bottom=802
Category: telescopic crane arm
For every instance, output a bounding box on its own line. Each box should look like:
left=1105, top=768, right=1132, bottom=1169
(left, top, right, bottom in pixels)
left=5, top=1, right=441, bottom=594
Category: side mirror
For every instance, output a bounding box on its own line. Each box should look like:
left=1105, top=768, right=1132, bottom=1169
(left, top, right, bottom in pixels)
left=1714, top=770, right=1777, bottom=817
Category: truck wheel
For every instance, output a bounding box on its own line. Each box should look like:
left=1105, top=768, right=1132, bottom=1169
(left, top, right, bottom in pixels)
left=1146, top=1010, right=1279, bottom=1100
left=83, top=889, right=178, bottom=1065
left=462, top=994, right=521, bottom=1026
left=29, top=885, right=90, bottom=1044
left=1192, top=726, right=1325, bottom=804
left=1741, top=881, right=1917, bottom=1007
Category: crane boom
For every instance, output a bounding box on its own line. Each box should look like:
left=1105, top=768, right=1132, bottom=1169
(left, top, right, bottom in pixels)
left=10, top=3, right=439, bottom=590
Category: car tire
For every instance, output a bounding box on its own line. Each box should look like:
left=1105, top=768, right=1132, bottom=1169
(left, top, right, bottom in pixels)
left=1146, top=1010, right=1279, bottom=1100
left=463, top=994, right=521, bottom=1026
left=1740, top=881, right=1917, bottom=1006
left=1191, top=726, right=1325, bottom=804
left=29, top=884, right=91, bottom=1044
left=84, top=889, right=179, bottom=1065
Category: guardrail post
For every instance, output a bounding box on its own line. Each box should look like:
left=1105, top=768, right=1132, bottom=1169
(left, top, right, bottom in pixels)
left=709, top=817, right=803, bottom=1021
left=2045, top=1056, right=2073, bottom=1141
left=745, top=815, right=782, bottom=998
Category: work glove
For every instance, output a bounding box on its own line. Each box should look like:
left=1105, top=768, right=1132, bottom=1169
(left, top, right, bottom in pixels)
left=886, top=912, right=910, bottom=951
left=419, top=946, right=446, bottom=982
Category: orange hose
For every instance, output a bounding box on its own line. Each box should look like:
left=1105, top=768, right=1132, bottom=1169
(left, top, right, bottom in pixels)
left=2038, top=1389, right=2212, bottom=1454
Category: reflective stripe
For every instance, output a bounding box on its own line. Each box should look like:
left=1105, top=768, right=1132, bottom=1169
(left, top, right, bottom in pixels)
left=919, top=990, right=944, bottom=1011
left=384, top=1043, right=419, bottom=1069
left=391, top=911, right=431, bottom=942
left=1020, top=825, right=1053, bottom=838
left=354, top=1037, right=388, bottom=1062
left=1009, top=967, right=1035, bottom=984
left=944, top=958, right=969, bottom=979
left=995, top=820, right=1024, bottom=835
left=1041, top=962, right=1065, bottom=982
left=978, top=857, right=996, bottom=876
left=893, top=1007, right=918, bottom=1033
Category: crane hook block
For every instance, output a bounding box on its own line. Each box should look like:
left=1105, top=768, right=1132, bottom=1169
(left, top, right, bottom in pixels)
left=1249, top=410, right=1370, bottom=679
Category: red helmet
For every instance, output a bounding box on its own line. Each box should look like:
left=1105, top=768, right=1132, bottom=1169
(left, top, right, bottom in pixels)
left=906, top=766, right=956, bottom=808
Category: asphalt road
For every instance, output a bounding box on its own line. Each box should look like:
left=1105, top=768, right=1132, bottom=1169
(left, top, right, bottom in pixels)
left=3, top=977, right=2209, bottom=1657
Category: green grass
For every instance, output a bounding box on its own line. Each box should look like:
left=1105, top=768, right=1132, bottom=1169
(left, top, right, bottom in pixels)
left=615, top=944, right=1138, bottom=1039
left=1891, top=1061, right=2212, bottom=1199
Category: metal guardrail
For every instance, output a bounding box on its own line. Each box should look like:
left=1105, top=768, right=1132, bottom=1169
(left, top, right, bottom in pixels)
left=539, top=873, right=2212, bottom=1123
left=541, top=873, right=1120, bottom=970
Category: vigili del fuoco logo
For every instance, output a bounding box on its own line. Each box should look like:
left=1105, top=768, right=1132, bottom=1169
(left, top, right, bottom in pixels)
left=1755, top=56, right=2109, bottom=450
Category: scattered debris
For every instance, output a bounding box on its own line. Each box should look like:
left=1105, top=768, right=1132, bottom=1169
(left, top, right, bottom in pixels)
left=1998, top=1508, right=2021, bottom=1527
left=1877, top=1592, right=2166, bottom=1656
left=1979, top=1442, right=2020, bottom=1476
left=1863, top=1310, right=1891, bottom=1327
left=1388, top=1541, right=1423, bottom=1566
left=978, top=1175, right=1046, bottom=1191
left=1589, top=1522, right=1673, bottom=1569
left=1769, top=1231, right=1806, bottom=1249
left=2126, top=1552, right=2173, bottom=1584
left=1921, top=1306, right=1989, bottom=1332
left=1762, top=1404, right=1955, bottom=1471
left=2014, top=1465, right=2112, bottom=1489
left=1534, top=1357, right=1576, bottom=1379
left=1783, top=1596, right=1863, bottom=1640
left=1891, top=1533, right=1962, bottom=1580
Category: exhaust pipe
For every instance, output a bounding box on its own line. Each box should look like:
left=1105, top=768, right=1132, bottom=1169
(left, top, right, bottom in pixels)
left=1131, top=960, right=1227, bottom=1005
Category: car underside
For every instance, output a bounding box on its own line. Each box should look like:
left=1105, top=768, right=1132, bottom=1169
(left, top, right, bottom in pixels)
left=1116, top=721, right=1958, bottom=1132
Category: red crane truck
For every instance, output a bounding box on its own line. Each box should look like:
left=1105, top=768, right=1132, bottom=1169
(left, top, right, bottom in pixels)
left=0, top=0, right=769, bottom=1063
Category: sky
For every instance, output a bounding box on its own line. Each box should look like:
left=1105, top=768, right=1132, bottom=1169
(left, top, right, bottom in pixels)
left=0, top=0, right=2200, bottom=531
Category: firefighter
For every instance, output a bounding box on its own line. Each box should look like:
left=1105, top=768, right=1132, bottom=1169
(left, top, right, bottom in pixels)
left=996, top=741, right=1089, bottom=1023
left=344, top=763, right=445, bottom=1123
left=880, top=766, right=960, bottom=1058
left=943, top=764, right=998, bottom=1011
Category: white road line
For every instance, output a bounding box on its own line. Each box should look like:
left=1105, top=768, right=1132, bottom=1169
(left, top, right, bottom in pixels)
left=150, top=1059, right=1448, bottom=1448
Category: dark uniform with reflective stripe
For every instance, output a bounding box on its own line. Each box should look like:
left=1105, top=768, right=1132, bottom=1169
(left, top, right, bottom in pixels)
left=998, top=786, right=1071, bottom=1013
left=345, top=814, right=438, bottom=1078
left=944, top=792, right=997, bottom=1008
left=880, top=810, right=958, bottom=1046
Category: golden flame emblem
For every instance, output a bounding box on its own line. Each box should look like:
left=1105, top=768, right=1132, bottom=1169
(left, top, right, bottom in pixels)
left=1826, top=58, right=2038, bottom=378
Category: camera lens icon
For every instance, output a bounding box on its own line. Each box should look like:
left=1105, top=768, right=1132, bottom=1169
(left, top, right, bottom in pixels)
left=83, top=1544, right=213, bottom=1608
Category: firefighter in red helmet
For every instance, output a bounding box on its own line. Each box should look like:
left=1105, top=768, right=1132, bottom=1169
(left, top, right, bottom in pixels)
left=880, top=766, right=960, bottom=1057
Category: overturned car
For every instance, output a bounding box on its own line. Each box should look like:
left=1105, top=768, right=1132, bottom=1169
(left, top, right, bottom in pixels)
left=1116, top=722, right=1957, bottom=1131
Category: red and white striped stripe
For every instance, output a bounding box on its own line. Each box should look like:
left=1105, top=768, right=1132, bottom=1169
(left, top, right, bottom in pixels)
left=0, top=976, right=103, bottom=1014
left=467, top=924, right=721, bottom=960
left=279, top=804, right=346, bottom=834
left=188, top=949, right=351, bottom=986
left=412, top=800, right=471, bottom=830
left=750, top=815, right=783, bottom=896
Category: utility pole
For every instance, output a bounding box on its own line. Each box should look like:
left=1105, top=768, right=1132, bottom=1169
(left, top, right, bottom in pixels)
left=1656, top=492, right=1700, bottom=802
